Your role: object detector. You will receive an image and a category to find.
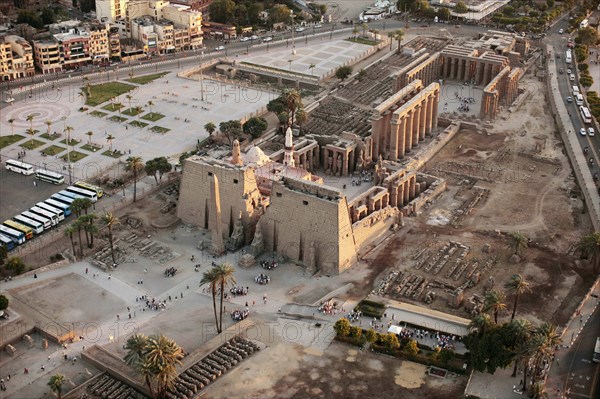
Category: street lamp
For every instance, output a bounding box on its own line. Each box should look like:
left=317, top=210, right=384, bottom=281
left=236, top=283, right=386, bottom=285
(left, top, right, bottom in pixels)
left=200, top=51, right=204, bottom=101
left=291, top=10, right=296, bottom=55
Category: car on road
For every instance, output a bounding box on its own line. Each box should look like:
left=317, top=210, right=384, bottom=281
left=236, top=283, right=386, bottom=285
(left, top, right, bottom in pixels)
left=240, top=37, right=250, bottom=42
left=566, top=96, right=573, bottom=103
left=589, top=128, right=595, bottom=137
left=580, top=128, right=587, bottom=136
left=559, top=68, right=564, bottom=74
left=263, top=36, right=273, bottom=42
left=567, top=68, right=572, bottom=74
left=570, top=74, right=575, bottom=81
left=251, top=35, right=258, bottom=40
left=215, top=46, right=225, bottom=51
left=4, top=97, right=15, bottom=103
left=559, top=28, right=564, bottom=34
left=295, top=27, right=305, bottom=32
left=314, top=23, right=322, bottom=28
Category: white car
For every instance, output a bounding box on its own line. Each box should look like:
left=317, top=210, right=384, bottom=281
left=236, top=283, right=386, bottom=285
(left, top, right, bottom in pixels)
left=589, top=128, right=596, bottom=137
left=295, top=27, right=305, bottom=32
left=580, top=128, right=587, bottom=136
left=240, top=37, right=250, bottom=42
left=251, top=35, right=258, bottom=40
left=263, top=36, right=273, bottom=42
left=566, top=96, right=573, bottom=103
left=4, top=97, right=15, bottom=103
left=215, top=46, right=225, bottom=51
left=558, top=28, right=564, bottom=34
left=570, top=74, right=575, bottom=81
left=314, top=23, right=322, bottom=28
left=567, top=68, right=571, bottom=74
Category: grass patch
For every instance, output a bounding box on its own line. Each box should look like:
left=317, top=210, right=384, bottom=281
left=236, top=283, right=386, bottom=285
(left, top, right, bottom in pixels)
left=108, top=115, right=128, bottom=123
left=61, top=150, right=88, bottom=162
left=150, top=126, right=171, bottom=134
left=41, top=145, right=66, bottom=156
left=128, top=120, right=149, bottom=128
left=60, top=138, right=80, bottom=146
left=20, top=139, right=45, bottom=150
left=85, top=82, right=135, bottom=106
left=141, top=112, right=165, bottom=122
left=89, top=110, right=108, bottom=118
left=81, top=144, right=102, bottom=152
left=101, top=103, right=125, bottom=112
left=122, top=107, right=143, bottom=117
left=346, top=37, right=379, bottom=46
left=126, top=72, right=168, bottom=85
left=40, top=133, right=60, bottom=141
left=0, top=134, right=25, bottom=149
left=102, top=149, right=124, bottom=158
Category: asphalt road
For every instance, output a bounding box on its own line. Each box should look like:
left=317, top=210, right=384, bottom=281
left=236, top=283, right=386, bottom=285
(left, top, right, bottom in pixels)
left=558, top=304, right=600, bottom=398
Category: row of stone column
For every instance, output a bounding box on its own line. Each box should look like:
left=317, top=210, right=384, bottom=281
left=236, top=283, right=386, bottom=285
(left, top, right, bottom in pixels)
left=442, top=56, right=500, bottom=86
left=388, top=175, right=419, bottom=208
left=480, top=91, right=499, bottom=120
left=294, top=147, right=319, bottom=171
left=406, top=57, right=439, bottom=88
left=323, top=147, right=353, bottom=177
left=351, top=191, right=390, bottom=223
left=388, top=91, right=439, bottom=161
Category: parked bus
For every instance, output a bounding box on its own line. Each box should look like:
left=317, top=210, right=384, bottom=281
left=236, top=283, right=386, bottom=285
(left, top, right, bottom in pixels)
left=58, top=190, right=85, bottom=200
left=29, top=206, right=59, bottom=226
left=35, top=169, right=65, bottom=185
left=13, top=214, right=44, bottom=235
left=22, top=210, right=52, bottom=230
left=580, top=19, right=589, bottom=29
left=0, top=234, right=16, bottom=251
left=35, top=202, right=65, bottom=221
left=593, top=337, right=600, bottom=363
left=51, top=193, right=78, bottom=206
left=5, top=159, right=34, bottom=175
left=580, top=106, right=592, bottom=124
left=0, top=225, right=26, bottom=244
left=566, top=49, right=572, bottom=64
left=3, top=220, right=33, bottom=240
left=74, top=180, right=104, bottom=198
left=65, top=186, right=98, bottom=202
left=575, top=93, right=584, bottom=106
left=44, top=198, right=71, bottom=216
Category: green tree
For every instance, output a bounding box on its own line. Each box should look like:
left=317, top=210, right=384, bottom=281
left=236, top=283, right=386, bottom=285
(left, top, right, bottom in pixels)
left=361, top=22, right=369, bottom=38
left=309, top=63, right=316, bottom=75
left=201, top=268, right=221, bottom=333
left=204, top=122, right=216, bottom=137
left=508, top=318, right=533, bottom=377
left=243, top=116, right=268, bottom=139
left=0, top=294, right=9, bottom=311
left=382, top=333, right=400, bottom=350
left=439, top=348, right=455, bottom=364
left=209, top=0, right=236, bottom=23
left=65, top=225, right=77, bottom=260
left=145, top=157, right=172, bottom=185
left=404, top=339, right=419, bottom=355
left=504, top=274, right=530, bottom=320
left=277, top=112, right=289, bottom=127
left=81, top=214, right=97, bottom=248
left=45, top=120, right=52, bottom=135
left=393, top=29, right=405, bottom=53
left=507, top=231, right=528, bottom=256
left=483, top=289, right=507, bottom=324
left=106, top=134, right=115, bottom=151
left=580, top=74, right=594, bottom=88
left=73, top=218, right=85, bottom=257
left=6, top=256, right=26, bottom=274
left=267, top=97, right=286, bottom=115
left=17, top=10, right=43, bottom=29
left=529, top=382, right=547, bottom=399
left=578, top=26, right=599, bottom=46
left=219, top=120, right=243, bottom=146
left=455, top=1, right=469, bottom=13
left=85, top=131, right=94, bottom=145
left=530, top=322, right=560, bottom=385
left=214, top=263, right=237, bottom=333
left=283, top=89, right=303, bottom=127
left=365, top=328, right=378, bottom=342
left=134, top=106, right=143, bottom=120
left=348, top=325, right=362, bottom=338
left=124, top=333, right=148, bottom=368
left=463, top=322, right=515, bottom=374
left=8, top=118, right=15, bottom=136
left=126, top=156, right=145, bottom=202
left=335, top=66, right=353, bottom=81
left=577, top=231, right=600, bottom=273
left=437, top=7, right=451, bottom=20
left=334, top=318, right=351, bottom=337
left=358, top=69, right=367, bottom=81
left=101, top=212, right=120, bottom=266
left=125, top=94, right=133, bottom=111
left=71, top=197, right=92, bottom=217
left=47, top=374, right=65, bottom=399
left=295, top=108, right=308, bottom=132
left=270, top=4, right=291, bottom=24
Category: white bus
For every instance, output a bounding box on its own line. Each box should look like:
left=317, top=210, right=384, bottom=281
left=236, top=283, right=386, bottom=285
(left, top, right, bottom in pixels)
left=22, top=210, right=52, bottom=230
left=0, top=234, right=16, bottom=251
left=35, top=169, right=65, bottom=185
left=44, top=199, right=72, bottom=217
left=580, top=106, right=592, bottom=124
left=29, top=207, right=59, bottom=226
left=51, top=193, right=77, bottom=206
left=65, top=186, right=98, bottom=202
left=580, top=19, right=589, bottom=29
left=566, top=49, right=572, bottom=64
left=58, top=190, right=85, bottom=200
left=0, top=225, right=26, bottom=244
left=35, top=202, right=65, bottom=222
left=594, top=337, right=600, bottom=363
left=5, top=159, right=34, bottom=175
left=74, top=180, right=104, bottom=198
left=575, top=93, right=584, bottom=106
left=13, top=214, right=44, bottom=235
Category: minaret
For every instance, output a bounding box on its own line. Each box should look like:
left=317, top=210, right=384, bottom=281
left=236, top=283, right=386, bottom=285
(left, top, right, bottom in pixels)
left=231, top=139, right=243, bottom=166
left=283, top=126, right=295, bottom=167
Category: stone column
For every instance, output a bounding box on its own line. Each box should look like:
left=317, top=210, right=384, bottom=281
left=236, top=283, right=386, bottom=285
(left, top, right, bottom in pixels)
left=398, top=115, right=407, bottom=158
left=484, top=63, right=492, bottom=84
left=432, top=91, right=439, bottom=129
left=342, top=151, right=349, bottom=176
left=475, top=62, right=483, bottom=84
left=372, top=114, right=383, bottom=157
left=383, top=192, right=389, bottom=208
left=390, top=184, right=398, bottom=207
left=409, top=176, right=416, bottom=199
left=412, top=105, right=421, bottom=147
left=403, top=180, right=410, bottom=204
left=426, top=95, right=434, bottom=134
left=450, top=57, right=456, bottom=79
left=398, top=183, right=405, bottom=206
left=419, top=99, right=427, bottom=141
left=405, top=110, right=413, bottom=152
left=368, top=198, right=375, bottom=213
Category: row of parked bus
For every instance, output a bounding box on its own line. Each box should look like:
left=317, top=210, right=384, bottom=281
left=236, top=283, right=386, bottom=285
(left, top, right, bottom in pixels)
left=1, top=160, right=104, bottom=252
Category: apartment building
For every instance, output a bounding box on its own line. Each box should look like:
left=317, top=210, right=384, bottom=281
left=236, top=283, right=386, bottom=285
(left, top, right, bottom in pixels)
left=53, top=29, right=91, bottom=69
left=32, top=39, right=62, bottom=74
left=96, top=0, right=128, bottom=23
left=87, top=24, right=111, bottom=64
left=0, top=35, right=35, bottom=81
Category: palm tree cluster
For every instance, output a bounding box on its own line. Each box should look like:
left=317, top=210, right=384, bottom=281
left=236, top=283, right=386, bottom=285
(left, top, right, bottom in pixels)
left=124, top=333, right=184, bottom=399
left=64, top=198, right=98, bottom=260
left=200, top=263, right=237, bottom=334
left=465, top=274, right=558, bottom=396
left=577, top=231, right=600, bottom=273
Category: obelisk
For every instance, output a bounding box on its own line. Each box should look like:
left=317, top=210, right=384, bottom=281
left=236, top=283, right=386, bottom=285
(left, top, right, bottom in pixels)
left=210, top=173, right=225, bottom=255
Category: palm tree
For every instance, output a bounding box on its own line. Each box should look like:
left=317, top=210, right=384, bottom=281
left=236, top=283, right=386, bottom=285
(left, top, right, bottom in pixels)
left=393, top=29, right=405, bottom=53
left=71, top=197, right=92, bottom=217
left=8, top=118, right=15, bottom=136
left=577, top=231, right=600, bottom=273
left=26, top=113, right=35, bottom=131
left=47, top=374, right=65, bottom=399
left=45, top=120, right=52, bottom=135
left=126, top=94, right=133, bottom=111
left=361, top=22, right=368, bottom=38
left=201, top=268, right=220, bottom=333
left=64, top=125, right=74, bottom=146
left=308, top=63, right=316, bottom=76
left=214, top=263, right=237, bottom=333
left=508, top=318, right=533, bottom=377
left=146, top=100, right=154, bottom=118
left=529, top=382, right=548, bottom=399
left=65, top=225, right=77, bottom=260
left=483, top=289, right=507, bottom=324
left=505, top=274, right=530, bottom=321
left=83, top=214, right=98, bottom=248
left=86, top=131, right=94, bottom=145
left=26, top=127, right=36, bottom=147
left=284, top=89, right=302, bottom=127
left=78, top=91, right=86, bottom=108
left=387, top=31, right=394, bottom=51
left=107, top=134, right=115, bottom=151
left=73, top=218, right=85, bottom=257
left=101, top=212, right=120, bottom=266
left=144, top=334, right=184, bottom=398
left=83, top=76, right=91, bottom=97
left=469, top=313, right=492, bottom=336
left=531, top=322, right=560, bottom=385
left=126, top=156, right=145, bottom=202
left=124, top=333, right=148, bottom=368
left=507, top=231, right=528, bottom=256
left=134, top=106, right=143, bottom=120
left=204, top=122, right=216, bottom=137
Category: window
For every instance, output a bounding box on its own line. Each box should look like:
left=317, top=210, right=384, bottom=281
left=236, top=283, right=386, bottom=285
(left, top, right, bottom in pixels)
left=303, top=200, right=309, bottom=205
left=233, top=179, right=238, bottom=184
left=208, top=171, right=213, bottom=176
left=276, top=192, right=282, bottom=197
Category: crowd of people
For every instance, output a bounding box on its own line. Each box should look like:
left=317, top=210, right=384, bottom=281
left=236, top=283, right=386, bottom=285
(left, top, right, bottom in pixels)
left=164, top=267, right=178, bottom=277
left=231, top=309, right=250, bottom=321
left=260, top=260, right=278, bottom=270
left=318, top=300, right=342, bottom=315
left=395, top=327, right=459, bottom=351
left=352, top=170, right=372, bottom=186
left=254, top=274, right=270, bottom=285
left=136, top=295, right=167, bottom=311
left=230, top=286, right=249, bottom=296
left=345, top=310, right=363, bottom=323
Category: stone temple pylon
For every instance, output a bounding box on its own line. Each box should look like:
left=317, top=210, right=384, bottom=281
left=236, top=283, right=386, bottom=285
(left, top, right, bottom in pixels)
left=209, top=173, right=225, bottom=256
